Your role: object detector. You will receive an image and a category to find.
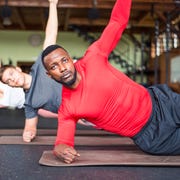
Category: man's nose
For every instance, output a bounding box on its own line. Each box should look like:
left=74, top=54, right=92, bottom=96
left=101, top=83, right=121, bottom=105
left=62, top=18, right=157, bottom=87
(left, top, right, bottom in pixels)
left=59, top=64, right=66, bottom=73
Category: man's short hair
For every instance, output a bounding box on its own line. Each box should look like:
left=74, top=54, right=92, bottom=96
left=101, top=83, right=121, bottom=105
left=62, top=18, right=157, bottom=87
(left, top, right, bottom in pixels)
left=41, top=44, right=67, bottom=68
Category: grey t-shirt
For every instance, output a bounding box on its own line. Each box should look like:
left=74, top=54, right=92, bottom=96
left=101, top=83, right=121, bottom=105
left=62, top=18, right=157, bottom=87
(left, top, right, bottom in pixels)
left=24, top=53, right=62, bottom=119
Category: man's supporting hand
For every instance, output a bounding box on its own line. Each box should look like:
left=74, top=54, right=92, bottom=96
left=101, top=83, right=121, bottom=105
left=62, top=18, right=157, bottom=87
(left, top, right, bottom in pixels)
left=54, top=144, right=80, bottom=164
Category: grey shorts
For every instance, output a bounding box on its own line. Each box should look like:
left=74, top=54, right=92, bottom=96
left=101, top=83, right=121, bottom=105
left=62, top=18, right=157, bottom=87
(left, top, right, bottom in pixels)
left=132, top=84, right=180, bottom=155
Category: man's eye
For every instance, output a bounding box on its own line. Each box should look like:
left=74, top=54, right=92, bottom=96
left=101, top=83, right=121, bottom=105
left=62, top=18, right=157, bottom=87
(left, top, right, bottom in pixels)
left=62, top=58, right=68, bottom=63
left=50, top=65, right=57, bottom=70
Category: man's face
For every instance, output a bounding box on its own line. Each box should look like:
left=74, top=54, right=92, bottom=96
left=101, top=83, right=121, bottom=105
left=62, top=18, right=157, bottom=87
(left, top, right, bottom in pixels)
left=1, top=67, right=25, bottom=88
left=44, top=48, right=77, bottom=87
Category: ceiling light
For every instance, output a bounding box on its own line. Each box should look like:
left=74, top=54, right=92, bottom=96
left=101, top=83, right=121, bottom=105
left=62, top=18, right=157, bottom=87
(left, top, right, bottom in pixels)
left=1, top=0, right=12, bottom=26
left=3, top=17, right=12, bottom=26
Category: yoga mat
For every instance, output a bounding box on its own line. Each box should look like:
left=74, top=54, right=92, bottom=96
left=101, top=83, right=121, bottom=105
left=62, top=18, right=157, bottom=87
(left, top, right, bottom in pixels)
left=39, top=150, right=180, bottom=167
left=0, top=136, right=55, bottom=145
left=0, top=129, right=115, bottom=136
left=0, top=129, right=55, bottom=136
left=0, top=136, right=133, bottom=146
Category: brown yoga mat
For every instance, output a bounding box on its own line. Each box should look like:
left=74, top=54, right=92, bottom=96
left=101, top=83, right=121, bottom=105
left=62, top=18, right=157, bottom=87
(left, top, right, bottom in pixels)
left=0, top=135, right=133, bottom=146
left=0, top=136, right=55, bottom=145
left=0, top=129, right=56, bottom=136
left=0, top=129, right=115, bottom=136
left=39, top=150, right=180, bottom=167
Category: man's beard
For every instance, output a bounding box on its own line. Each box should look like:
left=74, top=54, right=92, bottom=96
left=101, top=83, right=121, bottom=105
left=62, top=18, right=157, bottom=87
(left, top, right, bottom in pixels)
left=60, top=69, right=77, bottom=88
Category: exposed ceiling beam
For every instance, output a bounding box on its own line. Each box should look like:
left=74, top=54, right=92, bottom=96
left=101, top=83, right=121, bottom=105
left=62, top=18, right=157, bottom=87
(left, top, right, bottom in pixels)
left=0, top=0, right=115, bottom=8
left=133, top=0, right=175, bottom=3
left=131, top=4, right=177, bottom=12
left=64, top=9, right=71, bottom=31
left=0, top=0, right=177, bottom=8
left=13, top=7, right=26, bottom=30
left=0, top=0, right=178, bottom=35
left=69, top=18, right=108, bottom=26
left=136, top=12, right=155, bottom=27
left=40, top=7, right=46, bottom=30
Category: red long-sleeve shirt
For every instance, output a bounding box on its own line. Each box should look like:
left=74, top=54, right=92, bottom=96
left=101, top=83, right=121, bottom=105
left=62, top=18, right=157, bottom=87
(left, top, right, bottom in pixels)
left=56, top=0, right=152, bottom=146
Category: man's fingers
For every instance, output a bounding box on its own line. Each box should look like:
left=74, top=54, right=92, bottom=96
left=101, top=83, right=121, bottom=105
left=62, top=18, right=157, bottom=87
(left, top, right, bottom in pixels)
left=54, top=149, right=80, bottom=164
left=53, top=144, right=80, bottom=164
left=63, top=156, right=74, bottom=164
left=53, top=150, right=73, bottom=163
left=66, top=148, right=80, bottom=157
left=63, top=154, right=79, bottom=164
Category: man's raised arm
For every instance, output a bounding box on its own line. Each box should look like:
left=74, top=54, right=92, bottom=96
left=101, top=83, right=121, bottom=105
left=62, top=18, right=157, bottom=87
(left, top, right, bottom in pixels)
left=95, top=0, right=132, bottom=56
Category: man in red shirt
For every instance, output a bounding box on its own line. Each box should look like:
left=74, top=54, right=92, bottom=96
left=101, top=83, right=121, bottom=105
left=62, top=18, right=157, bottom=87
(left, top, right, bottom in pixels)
left=42, top=0, right=180, bottom=164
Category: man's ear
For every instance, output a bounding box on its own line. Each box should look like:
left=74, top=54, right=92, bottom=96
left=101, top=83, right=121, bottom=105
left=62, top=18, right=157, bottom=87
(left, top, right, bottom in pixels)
left=15, top=66, right=22, bottom=72
left=46, top=71, right=52, bottom=78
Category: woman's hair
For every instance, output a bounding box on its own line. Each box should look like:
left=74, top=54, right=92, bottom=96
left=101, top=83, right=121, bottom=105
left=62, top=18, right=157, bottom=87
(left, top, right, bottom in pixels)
left=0, top=65, right=15, bottom=82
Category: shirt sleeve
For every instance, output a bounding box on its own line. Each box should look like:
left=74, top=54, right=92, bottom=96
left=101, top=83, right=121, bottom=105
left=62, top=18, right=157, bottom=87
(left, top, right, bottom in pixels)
left=89, top=0, right=132, bottom=57
left=55, top=114, right=76, bottom=147
left=24, top=105, right=38, bottom=119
